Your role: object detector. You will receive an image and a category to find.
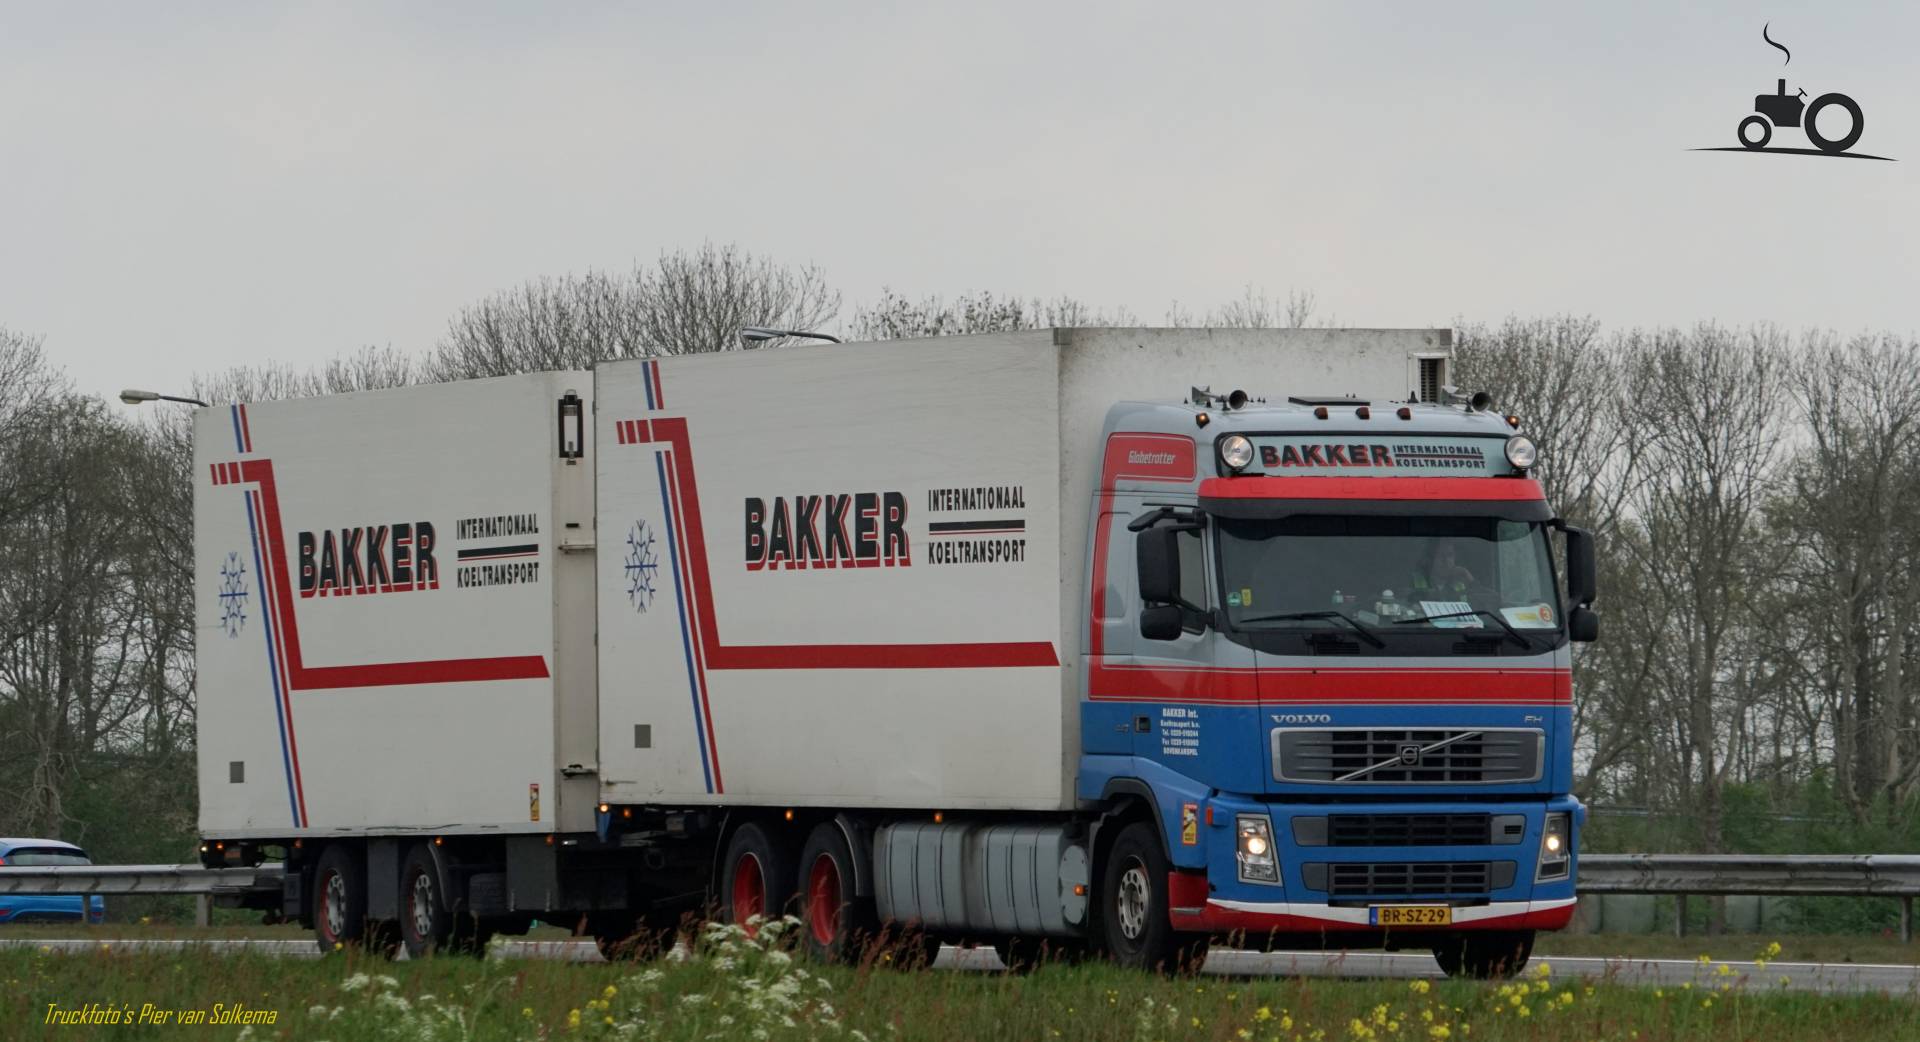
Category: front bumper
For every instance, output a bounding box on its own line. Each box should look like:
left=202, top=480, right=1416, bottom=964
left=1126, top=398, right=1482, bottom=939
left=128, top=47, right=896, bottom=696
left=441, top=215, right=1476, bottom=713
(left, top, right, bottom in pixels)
left=1169, top=793, right=1582, bottom=937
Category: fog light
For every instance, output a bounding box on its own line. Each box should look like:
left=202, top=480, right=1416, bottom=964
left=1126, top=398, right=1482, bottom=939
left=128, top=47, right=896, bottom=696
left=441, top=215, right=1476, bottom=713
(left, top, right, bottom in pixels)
left=1505, top=435, right=1538, bottom=470
left=1236, top=814, right=1279, bottom=885
left=1220, top=435, right=1254, bottom=473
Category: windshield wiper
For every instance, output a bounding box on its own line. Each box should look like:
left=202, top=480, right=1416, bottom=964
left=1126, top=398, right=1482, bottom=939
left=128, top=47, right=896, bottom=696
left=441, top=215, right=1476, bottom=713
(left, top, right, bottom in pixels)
left=1236, top=610, right=1385, bottom=648
left=1390, top=609, right=1538, bottom=650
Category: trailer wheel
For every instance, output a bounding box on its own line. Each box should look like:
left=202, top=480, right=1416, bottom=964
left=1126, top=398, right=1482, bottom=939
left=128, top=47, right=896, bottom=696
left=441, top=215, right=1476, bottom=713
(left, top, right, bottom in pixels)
left=1432, top=930, right=1534, bottom=979
left=721, top=822, right=795, bottom=937
left=399, top=845, right=448, bottom=956
left=1098, top=822, right=1208, bottom=973
left=312, top=845, right=372, bottom=955
left=796, top=824, right=873, bottom=964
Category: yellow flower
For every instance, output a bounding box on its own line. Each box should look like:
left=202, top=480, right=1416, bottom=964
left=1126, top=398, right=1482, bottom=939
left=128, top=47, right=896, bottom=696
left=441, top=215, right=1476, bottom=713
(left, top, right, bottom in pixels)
left=1515, top=1006, right=1530, bottom=1018
left=521, top=1007, right=533, bottom=1018
left=1409, top=980, right=1431, bottom=995
left=1507, top=994, right=1523, bottom=1008
left=1702, top=998, right=1714, bottom=1010
left=1696, top=954, right=1712, bottom=964
left=1716, top=962, right=1733, bottom=977
left=567, top=1008, right=582, bottom=1030
left=1765, top=941, right=1783, bottom=958
left=603, top=984, right=618, bottom=999
left=1421, top=1010, right=1434, bottom=1023
left=1238, top=1030, right=1253, bottom=1040
left=1257, top=1007, right=1275, bottom=1022
left=1281, top=1015, right=1294, bottom=1030
left=1429, top=1028, right=1451, bottom=1041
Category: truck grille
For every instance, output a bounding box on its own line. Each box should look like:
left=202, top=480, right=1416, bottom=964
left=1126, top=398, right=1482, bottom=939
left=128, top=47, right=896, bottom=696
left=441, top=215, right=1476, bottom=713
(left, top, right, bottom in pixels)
left=1327, top=813, right=1490, bottom=847
left=1273, top=729, right=1542, bottom=785
left=1330, top=861, right=1491, bottom=899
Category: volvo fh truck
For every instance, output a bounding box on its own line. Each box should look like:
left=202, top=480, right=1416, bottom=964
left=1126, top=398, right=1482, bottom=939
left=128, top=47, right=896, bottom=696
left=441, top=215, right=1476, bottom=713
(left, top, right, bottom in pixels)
left=195, top=328, right=1595, bottom=976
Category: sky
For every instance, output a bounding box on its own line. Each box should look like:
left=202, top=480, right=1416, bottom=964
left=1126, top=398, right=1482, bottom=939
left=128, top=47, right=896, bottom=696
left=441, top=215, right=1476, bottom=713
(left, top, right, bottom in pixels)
left=3, top=1, right=1916, bottom=403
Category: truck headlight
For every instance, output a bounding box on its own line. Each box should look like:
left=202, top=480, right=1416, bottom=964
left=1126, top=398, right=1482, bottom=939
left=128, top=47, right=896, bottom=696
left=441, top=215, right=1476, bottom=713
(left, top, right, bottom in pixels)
left=1505, top=435, right=1538, bottom=470
left=1220, top=435, right=1254, bottom=473
left=1537, top=812, right=1570, bottom=881
left=1236, top=814, right=1279, bottom=884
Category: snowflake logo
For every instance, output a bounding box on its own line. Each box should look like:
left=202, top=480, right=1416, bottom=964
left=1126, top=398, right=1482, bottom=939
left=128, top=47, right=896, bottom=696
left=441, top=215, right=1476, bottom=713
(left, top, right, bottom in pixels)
left=624, top=521, right=659, bottom=612
left=218, top=552, right=249, bottom=638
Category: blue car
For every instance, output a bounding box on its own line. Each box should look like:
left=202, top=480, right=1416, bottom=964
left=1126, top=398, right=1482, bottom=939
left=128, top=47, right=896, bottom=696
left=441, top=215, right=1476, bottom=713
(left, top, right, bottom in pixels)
left=0, top=838, right=105, bottom=925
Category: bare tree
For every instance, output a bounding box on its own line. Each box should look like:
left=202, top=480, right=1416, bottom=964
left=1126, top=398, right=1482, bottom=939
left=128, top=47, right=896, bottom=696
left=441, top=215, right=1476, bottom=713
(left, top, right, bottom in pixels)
left=849, top=289, right=1133, bottom=340
left=428, top=244, right=841, bottom=379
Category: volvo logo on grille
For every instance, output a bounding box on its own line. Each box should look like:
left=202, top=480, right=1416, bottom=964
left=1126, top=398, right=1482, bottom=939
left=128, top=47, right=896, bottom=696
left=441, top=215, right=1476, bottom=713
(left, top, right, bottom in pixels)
left=1272, top=713, right=1333, bottom=725
left=1397, top=743, right=1423, bottom=766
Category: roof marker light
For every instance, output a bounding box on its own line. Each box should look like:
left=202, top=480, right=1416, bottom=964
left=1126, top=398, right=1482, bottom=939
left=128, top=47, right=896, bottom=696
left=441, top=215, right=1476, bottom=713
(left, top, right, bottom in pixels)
left=1356, top=406, right=1371, bottom=420
left=1195, top=411, right=1210, bottom=428
left=1506, top=414, right=1521, bottom=429
left=1397, top=406, right=1412, bottom=420
left=1313, top=406, right=1329, bottom=420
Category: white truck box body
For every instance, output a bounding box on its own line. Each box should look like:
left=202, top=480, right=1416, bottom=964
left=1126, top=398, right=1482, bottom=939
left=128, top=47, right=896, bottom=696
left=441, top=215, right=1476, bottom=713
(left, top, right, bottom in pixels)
left=194, top=330, right=1449, bottom=833
left=195, top=372, right=597, bottom=839
left=593, top=328, right=1450, bottom=811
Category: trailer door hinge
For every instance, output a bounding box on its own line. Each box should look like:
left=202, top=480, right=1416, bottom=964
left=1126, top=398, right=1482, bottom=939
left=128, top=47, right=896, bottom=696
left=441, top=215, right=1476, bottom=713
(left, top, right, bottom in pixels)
left=558, top=540, right=595, bottom=554
left=560, top=764, right=598, bottom=778
left=557, top=392, right=585, bottom=459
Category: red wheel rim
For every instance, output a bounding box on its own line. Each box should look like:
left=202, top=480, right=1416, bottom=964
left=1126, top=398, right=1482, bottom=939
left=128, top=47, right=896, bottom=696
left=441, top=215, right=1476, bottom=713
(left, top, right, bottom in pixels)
left=731, top=852, right=765, bottom=936
left=806, top=853, right=841, bottom=946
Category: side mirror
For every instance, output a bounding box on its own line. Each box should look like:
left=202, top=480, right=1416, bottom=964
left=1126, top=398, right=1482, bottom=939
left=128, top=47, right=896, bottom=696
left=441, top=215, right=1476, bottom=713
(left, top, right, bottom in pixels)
left=1140, top=604, right=1184, bottom=641
left=1568, top=605, right=1601, bottom=643
left=1136, top=526, right=1180, bottom=605
left=1562, top=524, right=1596, bottom=608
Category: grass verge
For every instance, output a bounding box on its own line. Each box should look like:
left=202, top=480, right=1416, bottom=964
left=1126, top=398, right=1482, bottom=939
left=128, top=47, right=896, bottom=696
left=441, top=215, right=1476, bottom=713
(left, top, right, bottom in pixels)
left=9, top=919, right=1918, bottom=1042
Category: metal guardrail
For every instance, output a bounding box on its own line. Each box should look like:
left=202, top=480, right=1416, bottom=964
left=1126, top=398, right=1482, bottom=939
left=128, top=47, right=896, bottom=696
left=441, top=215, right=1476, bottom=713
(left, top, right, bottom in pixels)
left=0, top=863, right=282, bottom=896
left=2, top=857, right=1914, bottom=941
left=0, top=864, right=282, bottom=927
left=1579, top=854, right=1918, bottom=942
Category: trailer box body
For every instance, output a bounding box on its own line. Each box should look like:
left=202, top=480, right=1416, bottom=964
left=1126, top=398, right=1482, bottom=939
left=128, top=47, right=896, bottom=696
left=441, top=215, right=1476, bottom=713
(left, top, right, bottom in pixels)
left=592, top=328, right=1452, bottom=811
left=194, top=372, right=598, bottom=839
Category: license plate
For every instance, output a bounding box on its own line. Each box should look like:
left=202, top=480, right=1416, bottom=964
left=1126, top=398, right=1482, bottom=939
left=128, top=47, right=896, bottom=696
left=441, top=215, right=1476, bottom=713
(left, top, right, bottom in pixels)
left=1371, top=905, right=1452, bottom=927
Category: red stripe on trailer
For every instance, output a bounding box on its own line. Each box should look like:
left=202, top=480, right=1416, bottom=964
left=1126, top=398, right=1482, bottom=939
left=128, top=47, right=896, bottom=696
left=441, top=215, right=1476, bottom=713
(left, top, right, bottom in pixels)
left=250, top=488, right=307, bottom=826
left=231, top=459, right=551, bottom=690
left=647, top=416, right=1059, bottom=669
left=1198, top=476, right=1547, bottom=501
left=650, top=359, right=664, bottom=407
left=662, top=447, right=723, bottom=791
left=239, top=404, right=253, bottom=452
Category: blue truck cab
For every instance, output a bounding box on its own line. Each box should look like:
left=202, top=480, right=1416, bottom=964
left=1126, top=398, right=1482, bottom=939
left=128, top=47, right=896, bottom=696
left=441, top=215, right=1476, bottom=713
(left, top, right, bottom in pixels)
left=1077, top=394, right=1597, bottom=976
left=0, top=839, right=105, bottom=925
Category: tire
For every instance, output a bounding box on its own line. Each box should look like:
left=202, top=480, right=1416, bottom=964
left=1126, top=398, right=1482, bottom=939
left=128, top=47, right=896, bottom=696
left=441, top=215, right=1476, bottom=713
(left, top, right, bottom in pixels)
left=1737, top=115, right=1771, bottom=150
left=1805, top=93, right=1863, bottom=154
left=721, top=822, right=796, bottom=937
left=1432, top=930, right=1535, bottom=979
left=796, top=823, right=873, bottom=964
left=311, top=845, right=370, bottom=955
left=398, top=844, right=449, bottom=957
left=1098, top=822, right=1208, bottom=973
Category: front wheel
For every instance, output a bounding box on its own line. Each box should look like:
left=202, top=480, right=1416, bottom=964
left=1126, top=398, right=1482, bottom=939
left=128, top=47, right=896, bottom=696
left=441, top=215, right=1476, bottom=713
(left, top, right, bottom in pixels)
left=1805, top=93, right=1863, bottom=153
left=1432, top=930, right=1535, bottom=979
left=1737, top=115, right=1771, bottom=150
left=1098, top=822, right=1208, bottom=973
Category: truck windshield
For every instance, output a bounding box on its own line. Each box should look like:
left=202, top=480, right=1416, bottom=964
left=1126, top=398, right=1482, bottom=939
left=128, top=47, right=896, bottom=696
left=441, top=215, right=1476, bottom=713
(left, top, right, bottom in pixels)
left=1216, top=515, right=1562, bottom=635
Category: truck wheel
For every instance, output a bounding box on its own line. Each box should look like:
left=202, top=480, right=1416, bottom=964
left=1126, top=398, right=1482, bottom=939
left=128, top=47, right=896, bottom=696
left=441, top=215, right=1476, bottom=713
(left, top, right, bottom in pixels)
left=797, top=823, right=873, bottom=963
left=1099, top=822, right=1208, bottom=973
left=399, top=844, right=455, bottom=958
left=721, top=822, right=795, bottom=937
left=312, top=845, right=370, bottom=955
left=1432, top=930, right=1534, bottom=979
